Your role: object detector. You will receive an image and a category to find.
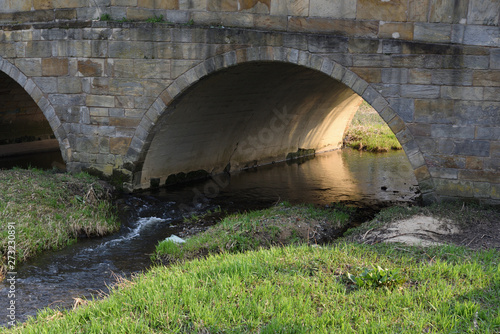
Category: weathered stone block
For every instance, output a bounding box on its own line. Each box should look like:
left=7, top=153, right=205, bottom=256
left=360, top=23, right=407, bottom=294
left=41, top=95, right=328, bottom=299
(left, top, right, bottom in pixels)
left=491, top=49, right=500, bottom=69
left=484, top=87, right=500, bottom=101
left=76, top=136, right=99, bottom=154
left=454, top=140, right=490, bottom=157
left=387, top=98, right=414, bottom=122
left=431, top=69, right=473, bottom=85
left=49, top=94, right=85, bottom=106
left=352, top=54, right=390, bottom=67
left=414, top=23, right=451, bottom=43
left=401, top=85, right=440, bottom=99
left=463, top=26, right=500, bottom=47
left=381, top=68, right=408, bottom=84
left=25, top=41, right=52, bottom=58
left=307, top=35, right=348, bottom=53
left=391, top=55, right=442, bottom=69
left=288, top=17, right=379, bottom=38
left=270, top=0, right=309, bottom=16
left=58, top=77, right=82, bottom=94
left=110, top=117, right=141, bottom=128
left=429, top=0, right=468, bottom=23
left=408, top=0, right=429, bottom=21
left=409, top=68, right=432, bottom=84
left=357, top=0, right=407, bottom=21
left=110, top=137, right=132, bottom=155
left=33, top=77, right=58, bottom=93
left=372, top=84, right=400, bottom=98
left=15, top=59, right=42, bottom=77
left=473, top=70, right=500, bottom=87
left=468, top=0, right=499, bottom=25
left=476, top=127, right=500, bottom=140
left=109, top=41, right=154, bottom=59
left=441, top=86, right=483, bottom=100
left=429, top=167, right=458, bottom=179
left=378, top=22, right=413, bottom=40
left=77, top=59, right=104, bottom=77
left=351, top=68, right=381, bottom=83
left=87, top=95, right=115, bottom=108
left=466, top=157, right=484, bottom=170
left=431, top=125, right=475, bottom=139
left=309, top=0, right=355, bottom=19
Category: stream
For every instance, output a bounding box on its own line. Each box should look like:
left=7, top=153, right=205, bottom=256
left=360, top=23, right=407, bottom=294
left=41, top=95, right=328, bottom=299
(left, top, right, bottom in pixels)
left=0, top=148, right=418, bottom=327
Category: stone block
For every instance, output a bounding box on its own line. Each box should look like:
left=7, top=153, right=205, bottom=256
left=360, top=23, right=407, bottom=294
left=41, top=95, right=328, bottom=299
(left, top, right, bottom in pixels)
left=484, top=87, right=500, bottom=101
left=442, top=55, right=490, bottom=70
left=270, top=0, right=309, bottom=16
left=391, top=55, right=442, bottom=69
left=441, top=86, right=483, bottom=100
left=491, top=49, right=500, bottom=69
left=55, top=9, right=77, bottom=20
left=389, top=115, right=406, bottom=134
left=409, top=69, right=432, bottom=84
left=429, top=167, right=458, bottom=179
left=110, top=117, right=141, bottom=129
left=473, top=70, right=500, bottom=87
left=110, top=137, right=132, bottom=155
left=25, top=41, right=52, bottom=58
left=455, top=101, right=500, bottom=126
left=352, top=54, right=390, bottom=67
left=466, top=157, right=484, bottom=170
left=309, top=0, right=355, bottom=19
left=15, top=59, right=42, bottom=77
left=453, top=140, right=490, bottom=157
left=407, top=123, right=431, bottom=137
left=133, top=59, right=171, bottom=79
left=468, top=0, right=499, bottom=25
left=431, top=125, right=475, bottom=139
left=372, top=84, right=400, bottom=97
left=378, top=22, right=414, bottom=40
left=431, top=69, right=473, bottom=85
left=401, top=85, right=440, bottom=99
left=34, top=0, right=54, bottom=10
left=58, top=77, right=82, bottom=94
left=387, top=98, right=414, bottom=122
left=351, top=68, right=381, bottom=83
left=381, top=68, right=408, bottom=84
left=288, top=17, right=379, bottom=38
left=77, top=59, right=104, bottom=77
left=109, top=41, right=154, bottom=59
left=154, top=0, right=179, bottom=9
left=347, top=38, right=380, bottom=54
left=357, top=0, right=407, bottom=21
left=459, top=170, right=500, bottom=183
left=87, top=95, right=115, bottom=108
left=382, top=40, right=403, bottom=54
left=307, top=35, right=348, bottom=53
left=408, top=0, right=429, bottom=21
left=476, top=127, right=500, bottom=140
left=429, top=0, right=468, bottom=23
left=33, top=77, right=58, bottom=93
left=463, top=26, right=500, bottom=47
left=49, top=94, right=86, bottom=106
left=76, top=137, right=99, bottom=154
left=55, top=40, right=92, bottom=58
left=414, top=23, right=451, bottom=43
left=434, top=178, right=475, bottom=198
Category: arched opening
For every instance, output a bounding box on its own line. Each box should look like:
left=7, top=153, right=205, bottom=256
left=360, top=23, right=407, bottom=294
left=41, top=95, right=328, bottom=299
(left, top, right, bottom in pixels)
left=139, top=62, right=367, bottom=188
left=0, top=71, right=65, bottom=170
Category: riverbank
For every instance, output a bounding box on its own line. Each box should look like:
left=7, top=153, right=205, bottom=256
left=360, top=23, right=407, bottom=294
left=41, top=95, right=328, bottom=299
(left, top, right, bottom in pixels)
left=0, top=168, right=120, bottom=281
left=344, top=101, right=402, bottom=152
left=4, top=202, right=499, bottom=333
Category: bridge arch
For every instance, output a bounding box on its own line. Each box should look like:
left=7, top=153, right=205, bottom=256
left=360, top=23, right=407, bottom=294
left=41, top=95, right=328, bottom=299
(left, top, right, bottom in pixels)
left=126, top=47, right=434, bottom=201
left=0, top=57, right=70, bottom=164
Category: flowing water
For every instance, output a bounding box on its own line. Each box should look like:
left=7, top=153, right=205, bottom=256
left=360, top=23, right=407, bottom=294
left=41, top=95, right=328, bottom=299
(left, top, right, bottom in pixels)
left=0, top=148, right=418, bottom=327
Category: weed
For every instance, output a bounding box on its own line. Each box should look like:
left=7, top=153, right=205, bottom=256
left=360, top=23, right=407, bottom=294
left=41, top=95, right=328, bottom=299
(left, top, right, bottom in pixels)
left=146, top=15, right=164, bottom=23
left=348, top=265, right=406, bottom=289
left=99, top=13, right=112, bottom=21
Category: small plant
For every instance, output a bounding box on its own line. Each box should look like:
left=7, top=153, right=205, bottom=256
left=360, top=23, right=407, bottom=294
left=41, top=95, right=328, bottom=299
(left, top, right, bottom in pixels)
left=117, top=17, right=129, bottom=23
left=186, top=19, right=194, bottom=26
left=99, top=13, right=112, bottom=21
left=146, top=14, right=164, bottom=23
left=348, top=265, right=405, bottom=289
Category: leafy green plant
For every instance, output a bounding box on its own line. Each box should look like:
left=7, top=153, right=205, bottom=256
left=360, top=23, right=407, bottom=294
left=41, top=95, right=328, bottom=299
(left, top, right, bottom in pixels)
left=186, top=19, right=194, bottom=25
left=348, top=265, right=405, bottom=288
left=99, top=13, right=112, bottom=21
left=146, top=14, right=164, bottom=23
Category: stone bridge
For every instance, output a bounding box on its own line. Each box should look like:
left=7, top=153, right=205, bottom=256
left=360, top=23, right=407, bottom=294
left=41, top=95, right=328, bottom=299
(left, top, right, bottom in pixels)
left=0, top=0, right=499, bottom=204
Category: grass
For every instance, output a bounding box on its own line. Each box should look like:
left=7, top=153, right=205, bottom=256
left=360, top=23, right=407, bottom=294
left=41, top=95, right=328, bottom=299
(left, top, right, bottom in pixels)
left=344, top=101, right=402, bottom=152
left=4, top=242, right=499, bottom=333
left=0, top=168, right=119, bottom=280
left=153, top=202, right=352, bottom=264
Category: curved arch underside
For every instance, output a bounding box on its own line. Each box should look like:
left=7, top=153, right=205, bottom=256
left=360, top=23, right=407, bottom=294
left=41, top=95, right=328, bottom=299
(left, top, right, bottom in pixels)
left=0, top=71, right=63, bottom=166
left=140, top=62, right=363, bottom=188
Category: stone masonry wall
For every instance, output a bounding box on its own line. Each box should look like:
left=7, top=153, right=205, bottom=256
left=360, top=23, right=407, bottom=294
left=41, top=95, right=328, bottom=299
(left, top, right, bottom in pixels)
left=0, top=18, right=499, bottom=202
left=0, top=0, right=498, bottom=47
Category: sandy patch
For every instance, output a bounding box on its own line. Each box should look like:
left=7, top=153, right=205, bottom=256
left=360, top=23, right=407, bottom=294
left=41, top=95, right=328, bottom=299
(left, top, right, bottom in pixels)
left=361, top=215, right=461, bottom=246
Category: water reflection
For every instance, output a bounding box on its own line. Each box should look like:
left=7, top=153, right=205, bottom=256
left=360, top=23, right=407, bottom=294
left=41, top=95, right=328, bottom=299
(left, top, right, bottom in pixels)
left=0, top=148, right=418, bottom=327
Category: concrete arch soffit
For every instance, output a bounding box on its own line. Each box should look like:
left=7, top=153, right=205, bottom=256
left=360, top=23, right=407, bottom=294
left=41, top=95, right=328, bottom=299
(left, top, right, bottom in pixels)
left=127, top=47, right=434, bottom=196
left=0, top=57, right=70, bottom=161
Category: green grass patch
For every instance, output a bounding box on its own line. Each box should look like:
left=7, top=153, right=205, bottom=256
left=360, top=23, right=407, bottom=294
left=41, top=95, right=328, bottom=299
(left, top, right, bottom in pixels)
left=0, top=168, right=119, bottom=280
left=153, top=202, right=352, bottom=264
left=344, top=101, right=402, bottom=152
left=5, top=242, right=499, bottom=333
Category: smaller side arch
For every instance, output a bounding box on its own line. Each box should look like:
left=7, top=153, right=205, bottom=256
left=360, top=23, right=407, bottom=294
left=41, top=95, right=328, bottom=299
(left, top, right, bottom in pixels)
left=0, top=57, right=71, bottom=163
left=125, top=47, right=435, bottom=202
